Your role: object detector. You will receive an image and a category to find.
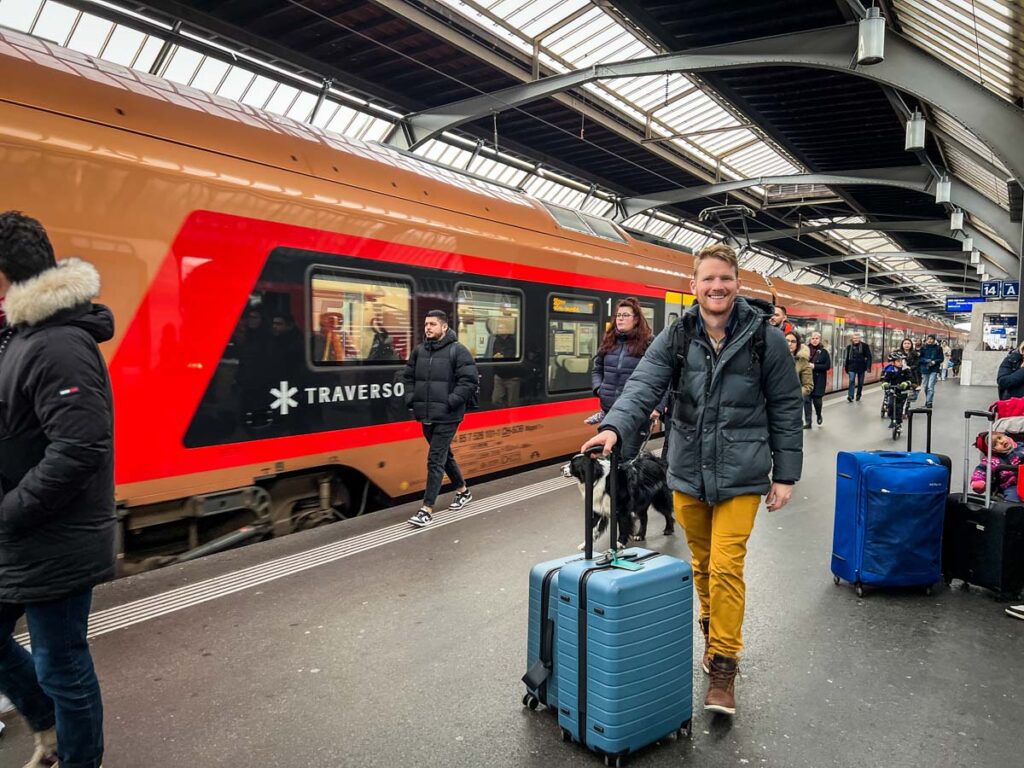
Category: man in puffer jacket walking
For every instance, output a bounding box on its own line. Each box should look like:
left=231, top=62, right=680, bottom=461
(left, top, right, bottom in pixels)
left=402, top=310, right=479, bottom=527
left=0, top=211, right=114, bottom=768
left=581, top=243, right=803, bottom=718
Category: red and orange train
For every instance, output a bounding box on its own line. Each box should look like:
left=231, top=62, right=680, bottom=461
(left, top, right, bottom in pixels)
left=0, top=30, right=958, bottom=565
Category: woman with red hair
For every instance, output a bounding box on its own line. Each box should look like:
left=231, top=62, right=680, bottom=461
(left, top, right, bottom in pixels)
left=587, top=297, right=664, bottom=457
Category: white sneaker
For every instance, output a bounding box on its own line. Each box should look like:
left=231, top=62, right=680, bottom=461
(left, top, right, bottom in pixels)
left=1006, top=604, right=1024, bottom=620
left=0, top=693, right=13, bottom=714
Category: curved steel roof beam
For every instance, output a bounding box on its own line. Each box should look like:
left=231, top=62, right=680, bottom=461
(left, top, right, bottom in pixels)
left=383, top=23, right=1024, bottom=187
left=747, top=220, right=1014, bottom=277
left=828, top=269, right=979, bottom=281
left=613, top=169, right=1019, bottom=253
left=788, top=250, right=979, bottom=268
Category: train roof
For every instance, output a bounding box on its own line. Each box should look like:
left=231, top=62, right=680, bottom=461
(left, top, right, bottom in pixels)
left=0, top=28, right=953, bottom=335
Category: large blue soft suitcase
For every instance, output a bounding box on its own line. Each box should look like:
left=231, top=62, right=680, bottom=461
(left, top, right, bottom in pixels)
left=832, top=410, right=949, bottom=595
left=555, top=550, right=693, bottom=764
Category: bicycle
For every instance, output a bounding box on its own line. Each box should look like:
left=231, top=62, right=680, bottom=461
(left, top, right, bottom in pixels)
left=881, top=382, right=912, bottom=440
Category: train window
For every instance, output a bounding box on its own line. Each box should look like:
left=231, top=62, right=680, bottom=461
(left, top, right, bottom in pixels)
left=308, top=269, right=412, bottom=365
left=455, top=285, right=522, bottom=362
left=581, top=214, right=627, bottom=243
left=541, top=202, right=628, bottom=243
left=547, top=294, right=599, bottom=394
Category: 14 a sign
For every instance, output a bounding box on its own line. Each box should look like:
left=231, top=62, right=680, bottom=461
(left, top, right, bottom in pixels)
left=982, top=280, right=1002, bottom=299
left=1003, top=281, right=1020, bottom=299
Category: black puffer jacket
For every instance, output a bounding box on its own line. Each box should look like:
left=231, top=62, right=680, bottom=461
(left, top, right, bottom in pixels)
left=0, top=259, right=116, bottom=603
left=807, top=344, right=832, bottom=397
left=592, top=335, right=668, bottom=413
left=997, top=351, right=1024, bottom=399
left=401, top=329, right=479, bottom=423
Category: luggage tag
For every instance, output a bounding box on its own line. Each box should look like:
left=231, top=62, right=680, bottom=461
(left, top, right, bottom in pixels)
left=597, top=549, right=646, bottom=571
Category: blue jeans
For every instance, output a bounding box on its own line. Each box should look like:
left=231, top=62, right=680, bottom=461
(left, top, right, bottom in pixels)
left=0, top=590, right=104, bottom=768
left=922, top=371, right=939, bottom=404
left=847, top=371, right=865, bottom=400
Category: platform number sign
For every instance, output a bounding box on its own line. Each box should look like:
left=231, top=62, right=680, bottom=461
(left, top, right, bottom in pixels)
left=1002, top=281, right=1020, bottom=299
left=982, top=280, right=1002, bottom=299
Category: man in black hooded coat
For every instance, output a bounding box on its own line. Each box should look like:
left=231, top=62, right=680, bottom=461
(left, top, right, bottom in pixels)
left=0, top=211, right=114, bottom=768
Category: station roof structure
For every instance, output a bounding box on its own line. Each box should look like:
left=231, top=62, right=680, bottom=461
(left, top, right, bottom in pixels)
left=3, top=0, right=1022, bottom=319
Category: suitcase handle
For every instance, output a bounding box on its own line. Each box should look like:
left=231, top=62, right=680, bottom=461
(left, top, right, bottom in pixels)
left=906, top=408, right=932, bottom=453
left=962, top=410, right=996, bottom=508
left=582, top=445, right=619, bottom=560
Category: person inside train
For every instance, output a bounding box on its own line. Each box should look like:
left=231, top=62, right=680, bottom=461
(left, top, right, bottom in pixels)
left=581, top=242, right=803, bottom=717
left=269, top=312, right=305, bottom=384
left=586, top=297, right=664, bottom=453
left=769, top=304, right=793, bottom=334
left=843, top=332, right=872, bottom=402
left=0, top=211, right=114, bottom=768
left=806, top=331, right=831, bottom=427
left=786, top=331, right=813, bottom=430
left=366, top=315, right=398, bottom=362
left=312, top=310, right=359, bottom=362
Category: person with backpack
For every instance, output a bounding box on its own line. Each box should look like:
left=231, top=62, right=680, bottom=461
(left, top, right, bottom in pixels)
left=401, top=310, right=479, bottom=527
left=843, top=332, right=872, bottom=402
left=581, top=243, right=803, bottom=717
left=919, top=334, right=944, bottom=408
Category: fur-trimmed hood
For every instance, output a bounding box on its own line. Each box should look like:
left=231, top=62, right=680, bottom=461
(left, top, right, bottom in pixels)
left=4, top=258, right=102, bottom=327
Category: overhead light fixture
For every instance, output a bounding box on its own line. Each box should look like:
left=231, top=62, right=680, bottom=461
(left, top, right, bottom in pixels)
left=970, top=248, right=980, bottom=264
left=857, top=7, right=886, bottom=65
left=976, top=262, right=984, bottom=274
left=950, top=208, right=964, bottom=231
left=962, top=237, right=974, bottom=252
left=982, top=271, right=990, bottom=282
left=905, top=110, right=926, bottom=151
left=935, top=174, right=952, bottom=203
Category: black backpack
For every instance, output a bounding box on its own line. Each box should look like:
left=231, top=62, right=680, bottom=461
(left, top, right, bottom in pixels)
left=670, top=316, right=769, bottom=396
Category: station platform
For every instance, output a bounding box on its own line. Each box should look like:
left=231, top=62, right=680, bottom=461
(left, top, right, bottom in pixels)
left=1, top=379, right=1021, bottom=768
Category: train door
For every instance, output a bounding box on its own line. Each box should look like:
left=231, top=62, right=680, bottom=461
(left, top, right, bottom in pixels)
left=833, top=321, right=848, bottom=391
left=664, top=291, right=684, bottom=331
left=819, top=321, right=835, bottom=391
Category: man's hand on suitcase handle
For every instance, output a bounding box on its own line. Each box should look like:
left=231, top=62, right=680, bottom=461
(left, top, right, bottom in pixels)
left=581, top=430, right=618, bottom=456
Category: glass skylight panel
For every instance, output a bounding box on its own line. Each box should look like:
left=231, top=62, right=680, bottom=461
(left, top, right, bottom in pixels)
left=0, top=0, right=43, bottom=32
left=502, top=0, right=591, bottom=39
left=31, top=1, right=76, bottom=46
left=66, top=13, right=111, bottom=57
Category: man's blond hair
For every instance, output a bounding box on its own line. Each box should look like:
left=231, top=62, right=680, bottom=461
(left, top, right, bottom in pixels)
left=693, top=243, right=739, bottom=278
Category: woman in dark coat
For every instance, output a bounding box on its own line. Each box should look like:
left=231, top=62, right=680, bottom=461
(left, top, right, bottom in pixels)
left=806, top=330, right=832, bottom=427
left=590, top=297, right=662, bottom=457
left=898, top=337, right=921, bottom=386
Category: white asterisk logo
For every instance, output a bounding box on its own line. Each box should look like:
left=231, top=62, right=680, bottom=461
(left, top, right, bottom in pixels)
left=270, top=381, right=298, bottom=415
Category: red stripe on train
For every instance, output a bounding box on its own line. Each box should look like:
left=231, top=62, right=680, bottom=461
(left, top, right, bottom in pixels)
left=109, top=211, right=640, bottom=484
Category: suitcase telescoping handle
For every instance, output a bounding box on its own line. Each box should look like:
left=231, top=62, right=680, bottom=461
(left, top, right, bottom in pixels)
left=962, top=409, right=996, bottom=508
left=583, top=445, right=618, bottom=560
left=905, top=408, right=933, bottom=453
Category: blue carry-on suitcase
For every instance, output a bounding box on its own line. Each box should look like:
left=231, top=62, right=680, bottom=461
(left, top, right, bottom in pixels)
left=545, top=448, right=692, bottom=766
left=832, top=409, right=950, bottom=596
left=523, top=553, right=579, bottom=711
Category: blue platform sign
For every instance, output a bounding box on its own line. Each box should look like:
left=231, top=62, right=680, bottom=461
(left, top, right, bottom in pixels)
left=946, top=296, right=986, bottom=313
left=1002, top=281, right=1020, bottom=299
left=982, top=280, right=1002, bottom=299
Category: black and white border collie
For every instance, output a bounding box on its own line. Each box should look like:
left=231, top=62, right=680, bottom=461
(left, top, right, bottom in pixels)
left=561, top=452, right=674, bottom=550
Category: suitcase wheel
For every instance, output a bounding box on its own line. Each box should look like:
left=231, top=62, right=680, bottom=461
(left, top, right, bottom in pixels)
left=855, top=582, right=865, bottom=598
left=560, top=728, right=572, bottom=743
left=678, top=719, right=693, bottom=739
left=833, top=575, right=841, bottom=586
left=924, top=585, right=933, bottom=597
left=603, top=755, right=624, bottom=767
left=522, top=693, right=540, bottom=710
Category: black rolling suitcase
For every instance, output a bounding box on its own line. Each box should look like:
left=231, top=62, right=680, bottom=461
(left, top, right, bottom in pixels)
left=943, top=409, right=1024, bottom=600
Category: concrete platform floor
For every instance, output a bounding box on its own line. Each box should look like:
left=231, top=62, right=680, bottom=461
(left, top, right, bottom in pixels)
left=1, top=377, right=1021, bottom=768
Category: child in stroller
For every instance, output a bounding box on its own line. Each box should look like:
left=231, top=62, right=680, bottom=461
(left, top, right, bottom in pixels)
left=970, top=430, right=1024, bottom=502
left=880, top=352, right=915, bottom=429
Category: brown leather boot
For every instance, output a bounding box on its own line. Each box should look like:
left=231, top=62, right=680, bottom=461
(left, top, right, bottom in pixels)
left=704, top=654, right=739, bottom=715
left=699, top=617, right=710, bottom=674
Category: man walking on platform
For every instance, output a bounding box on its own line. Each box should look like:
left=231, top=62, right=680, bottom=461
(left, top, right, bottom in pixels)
left=402, top=310, right=479, bottom=527
left=919, top=334, right=944, bottom=408
left=581, top=243, right=803, bottom=717
left=0, top=211, right=114, bottom=768
left=843, top=332, right=872, bottom=402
